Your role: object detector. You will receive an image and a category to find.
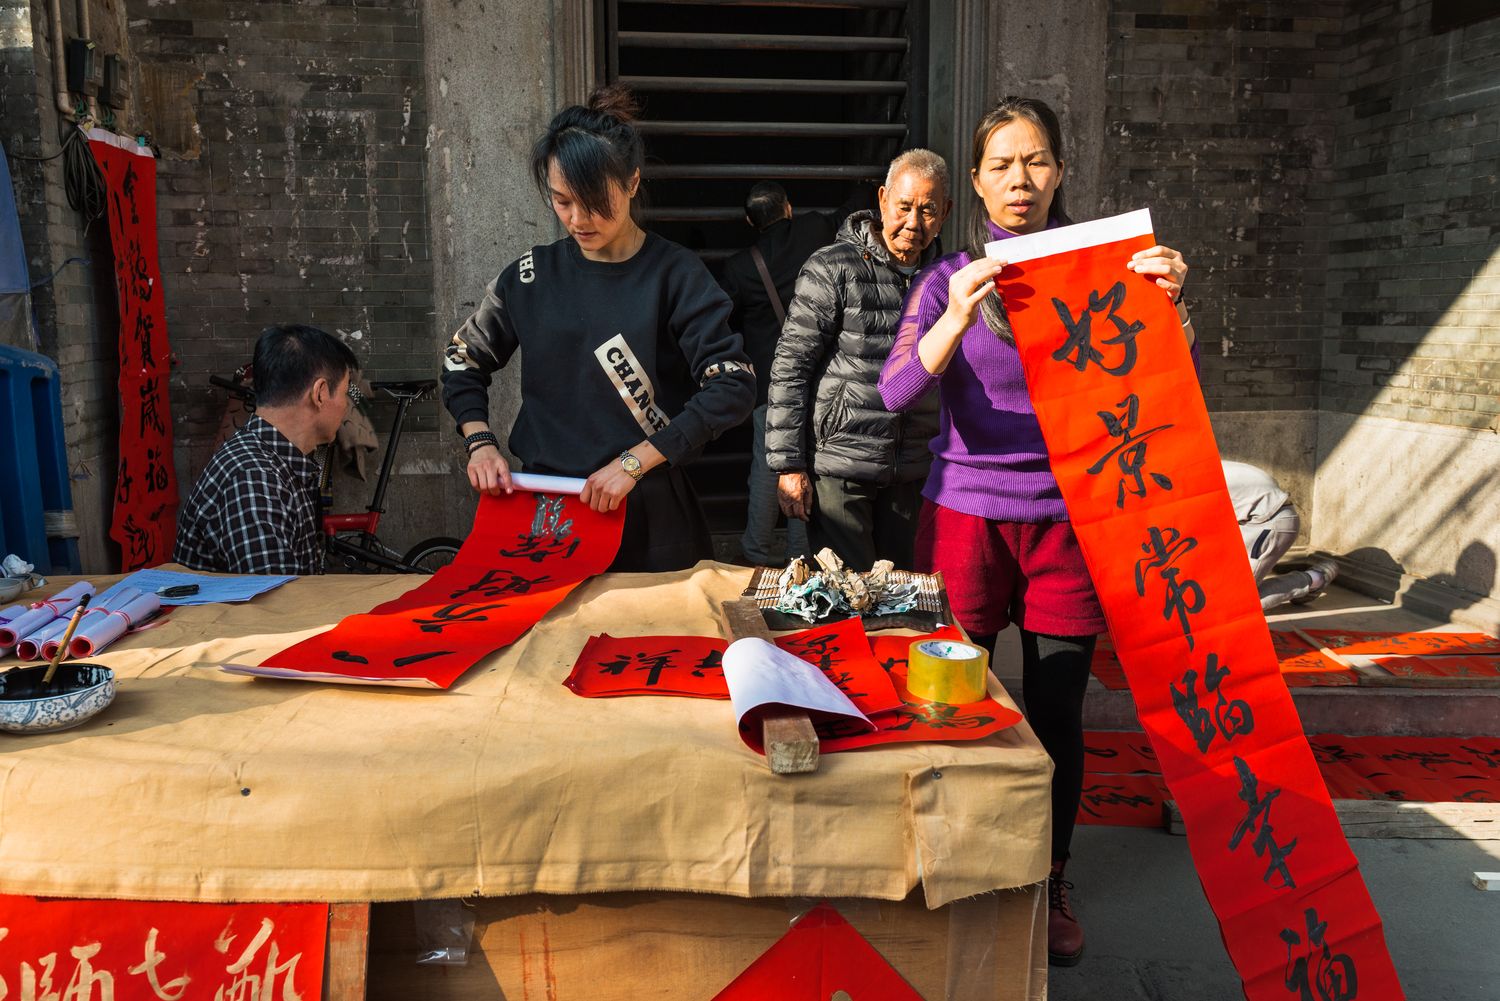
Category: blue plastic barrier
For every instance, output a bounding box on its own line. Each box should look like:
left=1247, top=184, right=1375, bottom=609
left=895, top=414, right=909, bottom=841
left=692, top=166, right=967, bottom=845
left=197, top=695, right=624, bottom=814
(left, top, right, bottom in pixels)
left=0, top=344, right=81, bottom=573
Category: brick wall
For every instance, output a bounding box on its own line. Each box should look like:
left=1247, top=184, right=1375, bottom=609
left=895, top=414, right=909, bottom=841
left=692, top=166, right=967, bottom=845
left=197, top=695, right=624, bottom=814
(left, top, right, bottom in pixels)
left=1320, top=2, right=1500, bottom=432
left=1, top=0, right=121, bottom=571
left=1103, top=2, right=1345, bottom=415
left=124, top=0, right=438, bottom=500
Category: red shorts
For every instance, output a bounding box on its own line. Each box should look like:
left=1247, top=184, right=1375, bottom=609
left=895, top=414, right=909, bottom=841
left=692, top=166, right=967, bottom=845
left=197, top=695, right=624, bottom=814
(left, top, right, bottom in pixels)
left=914, top=500, right=1106, bottom=638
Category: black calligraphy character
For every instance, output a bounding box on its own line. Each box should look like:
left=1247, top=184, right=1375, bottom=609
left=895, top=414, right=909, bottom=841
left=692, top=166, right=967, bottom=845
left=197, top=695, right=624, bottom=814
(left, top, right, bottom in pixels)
left=1077, top=782, right=1155, bottom=819
left=411, top=602, right=508, bottom=633
left=116, top=457, right=134, bottom=505
left=449, top=568, right=552, bottom=600
left=145, top=447, right=170, bottom=493
left=134, top=310, right=158, bottom=370
left=886, top=703, right=995, bottom=732
left=1050, top=281, right=1144, bottom=376
left=139, top=377, right=166, bottom=436
left=825, top=671, right=869, bottom=702
left=691, top=650, right=723, bottom=678
left=1379, top=749, right=1468, bottom=774
left=1134, top=526, right=1205, bottom=649
left=595, top=650, right=681, bottom=687
left=1085, top=394, right=1174, bottom=508
left=124, top=237, right=153, bottom=302
left=393, top=650, right=454, bottom=667
left=1171, top=652, right=1253, bottom=753
left=1311, top=741, right=1364, bottom=766
left=1460, top=744, right=1500, bottom=770
left=121, top=514, right=156, bottom=569
left=121, top=162, right=140, bottom=223
left=332, top=651, right=369, bottom=664
left=1280, top=908, right=1358, bottom=1001
left=1228, top=755, right=1297, bottom=889
left=783, top=632, right=839, bottom=672
left=499, top=493, right=579, bottom=562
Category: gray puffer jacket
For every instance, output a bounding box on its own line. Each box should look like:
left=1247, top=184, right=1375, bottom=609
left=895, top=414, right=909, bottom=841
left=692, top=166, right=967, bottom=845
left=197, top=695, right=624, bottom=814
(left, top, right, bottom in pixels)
left=765, top=210, right=940, bottom=485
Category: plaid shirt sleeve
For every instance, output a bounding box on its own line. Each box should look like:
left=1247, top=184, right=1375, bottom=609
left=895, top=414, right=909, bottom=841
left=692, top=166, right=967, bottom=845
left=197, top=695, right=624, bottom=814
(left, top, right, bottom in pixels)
left=217, top=465, right=318, bottom=575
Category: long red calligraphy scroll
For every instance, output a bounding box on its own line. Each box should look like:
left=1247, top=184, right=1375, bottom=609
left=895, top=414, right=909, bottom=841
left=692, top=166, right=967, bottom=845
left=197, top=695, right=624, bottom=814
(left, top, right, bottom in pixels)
left=233, top=489, right=623, bottom=688
left=90, top=131, right=179, bottom=571
left=997, top=210, right=1403, bottom=999
left=0, top=895, right=326, bottom=999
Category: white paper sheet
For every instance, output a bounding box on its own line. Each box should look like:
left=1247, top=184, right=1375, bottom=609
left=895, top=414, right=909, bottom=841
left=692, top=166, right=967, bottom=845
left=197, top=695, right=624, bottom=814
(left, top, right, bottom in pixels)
left=984, top=207, right=1154, bottom=265
left=721, top=637, right=873, bottom=733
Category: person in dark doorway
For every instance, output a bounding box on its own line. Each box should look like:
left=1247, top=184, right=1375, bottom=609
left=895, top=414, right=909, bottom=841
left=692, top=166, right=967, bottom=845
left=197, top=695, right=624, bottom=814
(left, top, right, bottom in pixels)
left=1224, top=459, right=1339, bottom=610
left=764, top=149, right=952, bottom=571
left=719, top=181, right=835, bottom=566
left=879, top=97, right=1197, bottom=966
left=441, top=86, right=755, bottom=572
left=176, top=324, right=357, bottom=576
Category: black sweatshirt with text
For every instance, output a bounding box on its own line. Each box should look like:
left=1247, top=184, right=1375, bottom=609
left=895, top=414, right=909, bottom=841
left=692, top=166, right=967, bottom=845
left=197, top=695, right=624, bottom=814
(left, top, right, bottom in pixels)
left=441, top=233, right=755, bottom=477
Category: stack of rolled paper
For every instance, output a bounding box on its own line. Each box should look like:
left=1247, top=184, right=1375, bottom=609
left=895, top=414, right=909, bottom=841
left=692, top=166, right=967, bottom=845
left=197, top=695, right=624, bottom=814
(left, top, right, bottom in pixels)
left=0, top=582, right=95, bottom=654
left=67, top=587, right=161, bottom=658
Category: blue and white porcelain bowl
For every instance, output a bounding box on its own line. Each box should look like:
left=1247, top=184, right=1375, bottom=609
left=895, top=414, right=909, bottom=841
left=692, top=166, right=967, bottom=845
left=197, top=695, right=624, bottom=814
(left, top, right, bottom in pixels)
left=0, top=664, right=115, bottom=734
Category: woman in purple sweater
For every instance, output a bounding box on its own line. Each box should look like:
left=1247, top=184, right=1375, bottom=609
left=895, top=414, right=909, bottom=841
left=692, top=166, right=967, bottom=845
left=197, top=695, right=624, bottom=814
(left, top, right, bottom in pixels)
left=879, top=97, right=1198, bottom=967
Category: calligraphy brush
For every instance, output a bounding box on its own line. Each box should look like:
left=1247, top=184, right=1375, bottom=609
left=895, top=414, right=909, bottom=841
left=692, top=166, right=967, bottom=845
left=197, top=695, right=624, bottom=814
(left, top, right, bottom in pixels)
left=41, top=594, right=90, bottom=688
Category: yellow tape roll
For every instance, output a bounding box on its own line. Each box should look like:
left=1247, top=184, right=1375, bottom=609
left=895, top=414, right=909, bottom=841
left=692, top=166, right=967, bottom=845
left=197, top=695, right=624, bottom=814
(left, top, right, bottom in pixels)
left=906, top=638, right=989, bottom=704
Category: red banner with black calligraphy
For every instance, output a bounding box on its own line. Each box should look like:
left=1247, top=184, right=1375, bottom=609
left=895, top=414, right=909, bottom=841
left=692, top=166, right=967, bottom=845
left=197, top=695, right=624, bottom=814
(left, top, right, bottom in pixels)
left=90, top=131, right=180, bottom=571
left=995, top=210, right=1402, bottom=999
left=233, top=489, right=624, bottom=688
left=0, top=894, right=326, bottom=1000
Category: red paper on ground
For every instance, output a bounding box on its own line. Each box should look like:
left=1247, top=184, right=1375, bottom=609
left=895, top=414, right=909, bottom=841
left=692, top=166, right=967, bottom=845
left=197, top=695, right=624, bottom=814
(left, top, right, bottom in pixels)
left=238, top=490, right=623, bottom=688
left=1083, top=729, right=1160, bottom=774
left=1371, top=655, right=1500, bottom=680
left=1001, top=210, right=1402, bottom=999
left=1076, top=772, right=1170, bottom=827
left=1304, top=629, right=1500, bottom=657
left=710, top=902, right=922, bottom=1001
left=0, top=895, right=326, bottom=999
left=91, top=132, right=180, bottom=570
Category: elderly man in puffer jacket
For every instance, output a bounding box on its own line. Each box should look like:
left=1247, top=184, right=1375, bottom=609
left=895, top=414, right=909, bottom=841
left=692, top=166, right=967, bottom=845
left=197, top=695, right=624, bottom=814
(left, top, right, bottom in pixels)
left=765, top=150, right=951, bottom=571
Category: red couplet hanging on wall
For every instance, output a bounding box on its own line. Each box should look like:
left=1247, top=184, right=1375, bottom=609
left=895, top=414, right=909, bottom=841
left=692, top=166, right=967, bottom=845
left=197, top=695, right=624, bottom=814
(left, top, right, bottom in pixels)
left=995, top=209, right=1403, bottom=999
left=0, top=895, right=326, bottom=999
left=89, top=130, right=179, bottom=571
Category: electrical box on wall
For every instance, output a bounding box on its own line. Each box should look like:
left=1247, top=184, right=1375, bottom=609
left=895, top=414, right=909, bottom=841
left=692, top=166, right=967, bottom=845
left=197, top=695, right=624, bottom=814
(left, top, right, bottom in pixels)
left=66, top=38, right=100, bottom=96
left=101, top=54, right=127, bottom=108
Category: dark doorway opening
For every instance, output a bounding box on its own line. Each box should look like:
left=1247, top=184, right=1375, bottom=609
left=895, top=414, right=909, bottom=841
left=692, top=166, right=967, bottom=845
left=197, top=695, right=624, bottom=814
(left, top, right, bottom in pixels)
left=600, top=0, right=929, bottom=535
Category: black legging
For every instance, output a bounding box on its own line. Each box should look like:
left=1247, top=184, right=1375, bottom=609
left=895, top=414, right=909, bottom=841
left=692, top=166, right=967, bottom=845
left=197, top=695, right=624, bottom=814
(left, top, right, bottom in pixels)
left=974, top=629, right=1096, bottom=863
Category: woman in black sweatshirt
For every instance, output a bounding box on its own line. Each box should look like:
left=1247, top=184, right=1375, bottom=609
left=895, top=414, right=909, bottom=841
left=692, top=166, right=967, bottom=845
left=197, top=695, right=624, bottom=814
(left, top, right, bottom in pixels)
left=440, top=86, right=755, bottom=572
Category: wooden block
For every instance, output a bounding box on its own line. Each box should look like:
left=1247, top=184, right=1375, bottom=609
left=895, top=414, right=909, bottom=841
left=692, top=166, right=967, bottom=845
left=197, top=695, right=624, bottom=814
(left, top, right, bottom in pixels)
left=325, top=902, right=371, bottom=1001
left=1473, top=872, right=1500, bottom=890
left=719, top=599, right=820, bottom=776
left=1165, top=799, right=1500, bottom=840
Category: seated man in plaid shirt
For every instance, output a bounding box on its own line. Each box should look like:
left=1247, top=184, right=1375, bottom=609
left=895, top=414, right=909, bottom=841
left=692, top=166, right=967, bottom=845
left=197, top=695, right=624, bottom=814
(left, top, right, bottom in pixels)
left=175, top=324, right=357, bottom=575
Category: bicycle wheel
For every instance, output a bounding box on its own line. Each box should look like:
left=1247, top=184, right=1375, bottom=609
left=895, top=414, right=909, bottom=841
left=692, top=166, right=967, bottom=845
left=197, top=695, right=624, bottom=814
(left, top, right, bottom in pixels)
left=402, top=536, right=462, bottom=574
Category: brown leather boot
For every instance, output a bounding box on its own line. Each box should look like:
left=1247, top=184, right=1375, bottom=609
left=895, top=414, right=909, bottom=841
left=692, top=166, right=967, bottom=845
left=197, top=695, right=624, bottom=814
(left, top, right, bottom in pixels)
left=1048, top=859, right=1084, bottom=966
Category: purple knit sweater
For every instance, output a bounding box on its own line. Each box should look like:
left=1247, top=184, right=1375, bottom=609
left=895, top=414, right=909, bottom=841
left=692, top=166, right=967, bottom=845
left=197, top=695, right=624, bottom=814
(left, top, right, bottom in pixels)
left=878, top=221, right=1201, bottom=523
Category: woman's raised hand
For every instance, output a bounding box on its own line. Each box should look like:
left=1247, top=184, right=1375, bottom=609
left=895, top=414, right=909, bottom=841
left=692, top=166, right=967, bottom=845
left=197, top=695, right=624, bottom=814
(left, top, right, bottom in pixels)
left=945, top=257, right=1007, bottom=329
left=466, top=444, right=514, bottom=495
left=1126, top=245, right=1189, bottom=302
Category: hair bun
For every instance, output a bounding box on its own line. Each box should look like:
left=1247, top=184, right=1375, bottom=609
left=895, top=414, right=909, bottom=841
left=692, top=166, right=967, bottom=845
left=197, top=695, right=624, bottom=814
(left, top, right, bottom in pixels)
left=586, top=84, right=641, bottom=125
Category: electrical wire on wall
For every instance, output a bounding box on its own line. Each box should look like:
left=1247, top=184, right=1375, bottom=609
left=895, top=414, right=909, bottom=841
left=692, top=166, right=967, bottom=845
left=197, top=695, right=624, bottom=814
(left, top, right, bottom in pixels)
left=59, top=122, right=106, bottom=224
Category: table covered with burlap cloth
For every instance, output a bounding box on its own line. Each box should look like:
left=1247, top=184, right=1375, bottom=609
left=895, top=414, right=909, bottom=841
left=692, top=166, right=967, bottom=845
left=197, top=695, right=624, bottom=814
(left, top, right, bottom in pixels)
left=0, top=563, right=1051, bottom=907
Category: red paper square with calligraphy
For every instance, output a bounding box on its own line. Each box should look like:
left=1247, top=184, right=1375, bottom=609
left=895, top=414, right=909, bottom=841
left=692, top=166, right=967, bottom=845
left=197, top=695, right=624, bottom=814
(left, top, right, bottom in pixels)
left=815, top=628, right=1021, bottom=752
left=0, top=895, right=326, bottom=999
left=237, top=490, right=624, bottom=688
left=772, top=616, right=903, bottom=716
left=710, top=902, right=923, bottom=1001
left=1083, top=729, right=1161, bottom=774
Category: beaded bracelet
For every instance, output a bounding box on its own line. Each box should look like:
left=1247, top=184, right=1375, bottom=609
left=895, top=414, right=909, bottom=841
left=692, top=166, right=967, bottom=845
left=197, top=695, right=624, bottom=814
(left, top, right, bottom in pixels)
left=464, top=431, right=499, bottom=454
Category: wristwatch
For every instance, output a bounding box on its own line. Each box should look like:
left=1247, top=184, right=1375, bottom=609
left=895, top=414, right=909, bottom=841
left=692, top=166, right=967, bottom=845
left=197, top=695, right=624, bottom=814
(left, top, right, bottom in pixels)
left=618, top=450, right=644, bottom=481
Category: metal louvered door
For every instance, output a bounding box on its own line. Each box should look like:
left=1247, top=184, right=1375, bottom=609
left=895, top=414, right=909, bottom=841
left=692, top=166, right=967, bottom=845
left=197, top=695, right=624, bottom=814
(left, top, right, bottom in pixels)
left=602, top=0, right=929, bottom=538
